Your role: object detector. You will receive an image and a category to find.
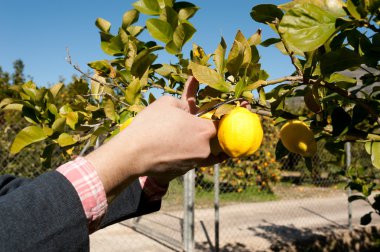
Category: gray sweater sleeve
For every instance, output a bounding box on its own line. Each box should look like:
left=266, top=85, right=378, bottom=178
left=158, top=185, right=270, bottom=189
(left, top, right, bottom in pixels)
left=0, top=171, right=89, bottom=251
left=0, top=171, right=162, bottom=252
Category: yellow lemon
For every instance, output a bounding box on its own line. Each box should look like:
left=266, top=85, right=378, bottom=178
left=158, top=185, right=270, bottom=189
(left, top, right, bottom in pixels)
left=217, top=107, right=263, bottom=158
left=119, top=117, right=134, bottom=131
left=279, top=120, right=317, bottom=157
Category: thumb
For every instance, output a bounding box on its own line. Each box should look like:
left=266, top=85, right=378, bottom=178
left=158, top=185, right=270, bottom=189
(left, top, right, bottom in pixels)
left=181, top=76, right=199, bottom=114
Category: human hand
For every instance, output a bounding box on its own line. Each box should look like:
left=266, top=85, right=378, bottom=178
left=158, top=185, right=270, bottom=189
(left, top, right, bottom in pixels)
left=86, top=76, right=225, bottom=195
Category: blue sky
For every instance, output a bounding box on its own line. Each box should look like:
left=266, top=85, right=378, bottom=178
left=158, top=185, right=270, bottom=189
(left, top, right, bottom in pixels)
left=0, top=0, right=292, bottom=87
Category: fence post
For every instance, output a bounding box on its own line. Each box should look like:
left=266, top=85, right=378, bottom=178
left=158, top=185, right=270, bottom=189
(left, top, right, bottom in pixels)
left=183, top=169, right=195, bottom=252
left=214, top=164, right=220, bottom=252
left=345, top=142, right=353, bottom=230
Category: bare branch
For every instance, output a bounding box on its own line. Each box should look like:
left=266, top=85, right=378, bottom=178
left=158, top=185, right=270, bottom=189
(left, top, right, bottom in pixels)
left=250, top=108, right=272, bottom=117
left=274, top=20, right=303, bottom=76
left=263, top=76, right=304, bottom=87
left=66, top=47, right=131, bottom=107
left=65, top=47, right=119, bottom=89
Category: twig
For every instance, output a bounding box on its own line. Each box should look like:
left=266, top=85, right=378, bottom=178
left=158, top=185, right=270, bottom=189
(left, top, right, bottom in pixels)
left=263, top=76, right=304, bottom=86
left=151, top=84, right=183, bottom=96
left=66, top=47, right=119, bottom=89
left=325, top=82, right=380, bottom=125
left=274, top=20, right=303, bottom=76
left=66, top=48, right=130, bottom=107
left=360, top=66, right=375, bottom=75
left=250, top=108, right=272, bottom=117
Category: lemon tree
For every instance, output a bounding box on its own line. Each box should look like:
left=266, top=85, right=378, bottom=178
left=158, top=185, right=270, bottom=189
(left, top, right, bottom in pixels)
left=2, top=0, right=380, bottom=223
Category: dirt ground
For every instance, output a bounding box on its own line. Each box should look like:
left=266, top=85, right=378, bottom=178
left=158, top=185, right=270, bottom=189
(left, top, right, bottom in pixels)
left=90, top=192, right=380, bottom=252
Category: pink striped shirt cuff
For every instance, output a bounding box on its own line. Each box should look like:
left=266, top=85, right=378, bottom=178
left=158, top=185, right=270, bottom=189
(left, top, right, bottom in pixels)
left=139, top=176, right=169, bottom=201
left=56, top=157, right=169, bottom=233
left=56, top=156, right=107, bottom=232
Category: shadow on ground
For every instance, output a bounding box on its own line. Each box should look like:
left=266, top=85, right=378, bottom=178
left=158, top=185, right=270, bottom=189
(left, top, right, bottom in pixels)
left=195, top=241, right=252, bottom=252
left=248, top=221, right=380, bottom=252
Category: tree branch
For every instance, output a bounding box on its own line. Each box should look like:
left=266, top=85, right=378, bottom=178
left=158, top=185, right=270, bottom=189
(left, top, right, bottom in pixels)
left=66, top=48, right=119, bottom=89
left=274, top=20, right=303, bottom=76
left=324, top=82, right=380, bottom=126
left=263, top=76, right=304, bottom=87
left=250, top=108, right=272, bottom=117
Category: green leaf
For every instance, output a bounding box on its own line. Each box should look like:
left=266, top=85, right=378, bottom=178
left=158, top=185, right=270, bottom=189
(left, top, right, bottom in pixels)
left=260, top=38, right=282, bottom=47
left=131, top=52, right=158, bottom=79
left=304, top=86, right=322, bottom=113
left=132, top=0, right=161, bottom=15
left=348, top=195, right=367, bottom=202
left=156, top=64, right=177, bottom=77
left=279, top=0, right=346, bottom=18
left=65, top=112, right=79, bottom=130
left=347, top=0, right=366, bottom=19
left=244, top=80, right=267, bottom=92
left=127, top=26, right=144, bottom=37
left=248, top=29, right=262, bottom=46
left=90, top=74, right=105, bottom=100
left=165, top=40, right=180, bottom=54
left=57, top=133, right=77, bottom=147
left=234, top=79, right=247, bottom=98
left=328, top=73, right=357, bottom=83
left=10, top=126, right=47, bottom=154
left=320, top=48, right=362, bottom=75
left=49, top=83, right=64, bottom=98
left=125, top=78, right=142, bottom=105
left=52, top=117, right=66, bottom=133
left=279, top=3, right=337, bottom=52
left=157, top=0, right=174, bottom=8
left=178, top=7, right=199, bottom=21
left=95, top=18, right=111, bottom=33
left=213, top=37, right=227, bottom=75
left=3, top=103, right=23, bottom=111
left=369, top=142, right=380, bottom=169
left=104, top=99, right=116, bottom=122
left=258, top=87, right=266, bottom=106
left=226, top=40, right=244, bottom=76
left=101, top=34, right=124, bottom=56
left=365, top=142, right=372, bottom=154
left=22, top=81, right=37, bottom=100
left=360, top=212, right=372, bottom=225
left=331, top=107, right=351, bottom=136
left=160, top=6, right=178, bottom=28
left=352, top=104, right=369, bottom=126
left=146, top=18, right=173, bottom=43
left=173, top=22, right=196, bottom=50
left=250, top=4, right=284, bottom=24
left=122, top=9, right=139, bottom=28
left=173, top=2, right=199, bottom=20
left=88, top=60, right=114, bottom=76
left=0, top=98, right=14, bottom=108
left=22, top=106, right=39, bottom=124
left=189, top=62, right=232, bottom=93
left=235, top=30, right=251, bottom=68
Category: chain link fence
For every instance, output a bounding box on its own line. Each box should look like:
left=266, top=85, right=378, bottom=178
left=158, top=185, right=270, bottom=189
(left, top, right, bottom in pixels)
left=1, top=113, right=380, bottom=251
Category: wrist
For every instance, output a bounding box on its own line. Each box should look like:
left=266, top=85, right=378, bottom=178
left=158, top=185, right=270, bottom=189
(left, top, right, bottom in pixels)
left=84, top=134, right=142, bottom=197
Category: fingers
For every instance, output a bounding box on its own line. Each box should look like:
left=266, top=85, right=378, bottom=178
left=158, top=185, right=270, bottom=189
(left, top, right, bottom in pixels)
left=181, top=76, right=199, bottom=114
